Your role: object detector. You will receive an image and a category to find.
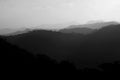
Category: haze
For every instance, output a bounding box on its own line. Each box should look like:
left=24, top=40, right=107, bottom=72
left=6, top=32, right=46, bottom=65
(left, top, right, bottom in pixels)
left=0, top=0, right=120, bottom=29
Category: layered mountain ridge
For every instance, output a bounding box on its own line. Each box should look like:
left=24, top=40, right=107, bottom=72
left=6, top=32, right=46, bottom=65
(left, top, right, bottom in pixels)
left=59, top=21, right=119, bottom=34
left=0, top=21, right=119, bottom=35
left=6, top=24, right=120, bottom=68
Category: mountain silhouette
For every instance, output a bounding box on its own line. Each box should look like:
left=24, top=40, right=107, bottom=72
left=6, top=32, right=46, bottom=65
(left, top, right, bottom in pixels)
left=59, top=27, right=95, bottom=34
left=5, top=24, right=120, bottom=69
left=59, top=21, right=119, bottom=34
left=0, top=28, right=16, bottom=35
left=0, top=35, right=79, bottom=73
left=0, top=21, right=118, bottom=36
left=0, top=27, right=32, bottom=36
left=7, top=28, right=32, bottom=36
left=68, top=21, right=119, bottom=29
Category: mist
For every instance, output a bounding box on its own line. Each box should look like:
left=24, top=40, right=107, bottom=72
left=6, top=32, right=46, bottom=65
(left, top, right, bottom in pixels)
left=0, top=0, right=120, bottom=29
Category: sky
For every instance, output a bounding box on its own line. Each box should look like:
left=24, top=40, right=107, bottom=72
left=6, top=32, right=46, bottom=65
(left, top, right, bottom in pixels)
left=0, top=0, right=120, bottom=29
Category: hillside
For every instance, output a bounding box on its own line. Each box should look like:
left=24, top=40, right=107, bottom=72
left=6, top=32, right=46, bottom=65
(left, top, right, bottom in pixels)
left=1, top=36, right=81, bottom=73
left=59, top=21, right=119, bottom=34
left=6, top=24, right=120, bottom=68
left=59, top=27, right=95, bottom=34
left=1, top=36, right=120, bottom=73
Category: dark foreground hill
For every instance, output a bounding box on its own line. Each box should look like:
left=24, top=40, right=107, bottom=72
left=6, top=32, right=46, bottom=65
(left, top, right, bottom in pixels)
left=1, top=35, right=120, bottom=73
left=1, top=36, right=78, bottom=73
left=4, top=24, right=120, bottom=71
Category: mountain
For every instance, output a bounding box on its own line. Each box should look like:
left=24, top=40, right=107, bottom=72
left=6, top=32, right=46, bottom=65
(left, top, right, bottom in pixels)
left=6, top=28, right=32, bottom=36
left=0, top=35, right=80, bottom=73
left=32, top=21, right=79, bottom=30
left=1, top=36, right=120, bottom=73
left=59, top=27, right=95, bottom=34
left=0, top=22, right=79, bottom=35
left=1, top=21, right=118, bottom=35
left=0, top=27, right=32, bottom=36
left=68, top=21, right=119, bottom=29
left=6, top=24, right=120, bottom=68
left=59, top=21, right=119, bottom=34
left=0, top=28, right=16, bottom=35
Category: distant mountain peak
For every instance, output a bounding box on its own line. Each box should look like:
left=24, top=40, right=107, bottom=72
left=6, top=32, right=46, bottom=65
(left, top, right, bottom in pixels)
left=59, top=21, right=120, bottom=34
left=64, top=21, right=119, bottom=29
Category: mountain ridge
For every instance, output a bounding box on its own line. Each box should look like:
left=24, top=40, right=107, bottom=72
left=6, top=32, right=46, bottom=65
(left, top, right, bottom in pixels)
left=6, top=24, right=120, bottom=68
left=67, top=21, right=119, bottom=29
left=59, top=21, right=119, bottom=34
left=0, top=21, right=119, bottom=35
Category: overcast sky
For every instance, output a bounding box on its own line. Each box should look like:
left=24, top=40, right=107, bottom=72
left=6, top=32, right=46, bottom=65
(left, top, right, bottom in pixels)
left=0, top=0, right=120, bottom=29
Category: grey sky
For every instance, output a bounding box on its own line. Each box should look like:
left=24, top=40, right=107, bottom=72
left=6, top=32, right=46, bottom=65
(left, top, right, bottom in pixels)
left=0, top=0, right=120, bottom=29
